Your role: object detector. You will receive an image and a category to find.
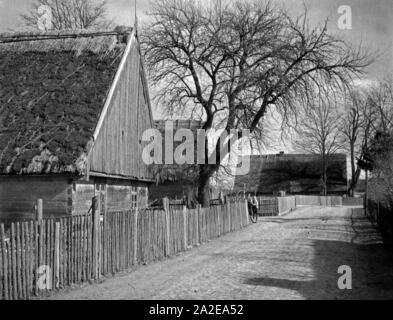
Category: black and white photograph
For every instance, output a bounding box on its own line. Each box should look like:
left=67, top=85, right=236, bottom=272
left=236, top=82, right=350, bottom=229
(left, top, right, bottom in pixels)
left=0, top=0, right=392, bottom=307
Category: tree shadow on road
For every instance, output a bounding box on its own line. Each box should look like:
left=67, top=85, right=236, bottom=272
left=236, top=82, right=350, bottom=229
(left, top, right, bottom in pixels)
left=243, top=209, right=393, bottom=299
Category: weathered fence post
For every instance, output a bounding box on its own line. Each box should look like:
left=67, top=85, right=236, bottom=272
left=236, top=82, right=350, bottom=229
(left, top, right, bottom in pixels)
left=196, top=204, right=201, bottom=246
left=54, top=222, right=60, bottom=289
left=245, top=200, right=249, bottom=225
left=163, top=197, right=170, bottom=212
left=36, top=199, right=43, bottom=222
left=217, top=205, right=221, bottom=236
left=197, top=204, right=201, bottom=245
left=183, top=206, right=188, bottom=250
left=0, top=224, right=8, bottom=300
left=35, top=198, right=43, bottom=296
left=91, top=196, right=100, bottom=279
left=133, top=209, right=138, bottom=265
left=163, top=197, right=170, bottom=255
left=226, top=199, right=231, bottom=231
left=164, top=206, right=170, bottom=256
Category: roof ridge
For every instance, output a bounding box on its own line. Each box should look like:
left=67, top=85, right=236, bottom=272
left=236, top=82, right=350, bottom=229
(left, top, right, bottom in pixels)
left=0, top=29, right=133, bottom=44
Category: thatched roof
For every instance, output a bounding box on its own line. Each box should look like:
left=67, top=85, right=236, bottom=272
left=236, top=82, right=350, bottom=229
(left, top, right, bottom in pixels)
left=234, top=153, right=348, bottom=195
left=0, top=29, right=131, bottom=175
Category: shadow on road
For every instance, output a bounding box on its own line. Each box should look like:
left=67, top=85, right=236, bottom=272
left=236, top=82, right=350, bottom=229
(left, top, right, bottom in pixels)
left=244, top=208, right=393, bottom=299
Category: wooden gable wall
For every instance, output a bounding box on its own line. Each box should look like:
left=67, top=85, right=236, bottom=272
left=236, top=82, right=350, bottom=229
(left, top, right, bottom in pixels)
left=88, top=34, right=154, bottom=181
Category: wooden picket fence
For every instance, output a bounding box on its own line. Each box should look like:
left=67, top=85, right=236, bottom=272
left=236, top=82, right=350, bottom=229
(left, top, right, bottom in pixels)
left=0, top=201, right=248, bottom=300
left=277, top=196, right=296, bottom=215
left=258, top=197, right=278, bottom=216
left=294, top=195, right=343, bottom=206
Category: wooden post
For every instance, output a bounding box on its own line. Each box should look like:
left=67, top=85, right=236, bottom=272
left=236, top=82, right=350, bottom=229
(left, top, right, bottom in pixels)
left=133, top=209, right=138, bottom=265
left=164, top=208, right=170, bottom=256
left=163, top=197, right=171, bottom=255
left=195, top=205, right=200, bottom=245
left=217, top=205, right=221, bottom=236
left=91, top=196, right=100, bottom=280
left=162, top=197, right=169, bottom=212
left=245, top=200, right=249, bottom=225
left=227, top=200, right=231, bottom=231
left=183, top=206, right=187, bottom=250
left=54, top=222, right=60, bottom=289
left=36, top=199, right=43, bottom=222
left=0, top=224, right=8, bottom=300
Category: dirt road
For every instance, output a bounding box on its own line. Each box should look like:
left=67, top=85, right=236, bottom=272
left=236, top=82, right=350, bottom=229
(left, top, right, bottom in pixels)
left=48, top=206, right=393, bottom=300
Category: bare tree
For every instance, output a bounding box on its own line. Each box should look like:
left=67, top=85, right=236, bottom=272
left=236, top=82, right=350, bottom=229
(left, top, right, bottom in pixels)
left=357, top=79, right=393, bottom=172
left=340, top=89, right=366, bottom=196
left=21, top=0, right=112, bottom=30
left=359, top=78, right=393, bottom=204
left=367, top=79, right=393, bottom=133
left=141, top=0, right=370, bottom=206
left=293, top=93, right=344, bottom=195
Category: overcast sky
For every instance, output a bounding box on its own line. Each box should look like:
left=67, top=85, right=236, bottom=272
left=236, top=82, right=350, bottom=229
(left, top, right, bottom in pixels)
left=0, top=0, right=392, bottom=79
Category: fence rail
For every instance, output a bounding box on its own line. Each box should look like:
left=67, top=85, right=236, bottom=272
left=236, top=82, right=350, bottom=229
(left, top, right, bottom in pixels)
left=0, top=201, right=248, bottom=300
left=295, top=195, right=343, bottom=206
left=245, top=195, right=363, bottom=217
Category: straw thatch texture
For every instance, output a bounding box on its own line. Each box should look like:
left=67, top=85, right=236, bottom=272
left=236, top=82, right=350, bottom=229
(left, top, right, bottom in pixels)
left=0, top=30, right=126, bottom=55
left=0, top=31, right=127, bottom=174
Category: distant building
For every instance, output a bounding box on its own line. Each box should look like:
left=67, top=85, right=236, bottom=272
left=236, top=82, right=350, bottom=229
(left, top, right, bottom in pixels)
left=233, top=153, right=348, bottom=195
left=149, top=120, right=204, bottom=205
left=0, top=29, right=155, bottom=222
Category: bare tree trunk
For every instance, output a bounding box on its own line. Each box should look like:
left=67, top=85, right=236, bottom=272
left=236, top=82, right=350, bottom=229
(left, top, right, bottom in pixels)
left=348, top=166, right=361, bottom=196
left=197, top=165, right=212, bottom=208
left=349, top=143, right=356, bottom=196
left=364, top=129, right=369, bottom=215
left=197, top=134, right=227, bottom=208
left=321, top=153, right=328, bottom=196
left=197, top=134, right=214, bottom=208
left=365, top=169, right=369, bottom=215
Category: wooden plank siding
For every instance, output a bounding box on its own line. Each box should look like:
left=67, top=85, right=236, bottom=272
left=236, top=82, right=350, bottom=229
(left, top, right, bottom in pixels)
left=0, top=176, right=149, bottom=221
left=72, top=180, right=95, bottom=215
left=89, top=36, right=154, bottom=182
left=73, top=178, right=149, bottom=214
left=0, top=176, right=71, bottom=222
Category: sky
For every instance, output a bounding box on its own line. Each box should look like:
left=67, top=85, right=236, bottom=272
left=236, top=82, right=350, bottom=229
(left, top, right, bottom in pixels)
left=0, top=0, right=392, bottom=79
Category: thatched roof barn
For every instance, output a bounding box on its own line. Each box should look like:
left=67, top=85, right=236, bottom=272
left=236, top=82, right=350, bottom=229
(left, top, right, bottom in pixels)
left=0, top=29, right=155, bottom=222
left=233, top=153, right=348, bottom=195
